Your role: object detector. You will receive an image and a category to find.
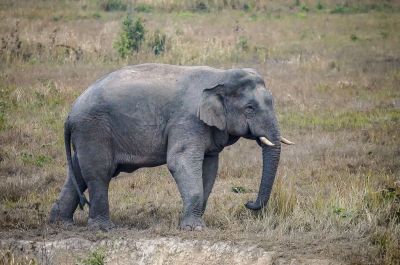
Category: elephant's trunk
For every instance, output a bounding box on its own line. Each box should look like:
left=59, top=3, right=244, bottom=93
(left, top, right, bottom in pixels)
left=245, top=139, right=281, bottom=211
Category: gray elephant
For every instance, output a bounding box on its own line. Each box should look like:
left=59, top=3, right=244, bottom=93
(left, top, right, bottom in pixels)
left=49, top=63, right=293, bottom=231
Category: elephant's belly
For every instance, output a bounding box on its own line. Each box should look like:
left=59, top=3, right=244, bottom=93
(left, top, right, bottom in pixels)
left=115, top=152, right=166, bottom=173
left=108, top=108, right=169, bottom=171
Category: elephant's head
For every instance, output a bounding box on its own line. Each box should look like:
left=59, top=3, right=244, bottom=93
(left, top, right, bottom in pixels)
left=197, top=68, right=294, bottom=210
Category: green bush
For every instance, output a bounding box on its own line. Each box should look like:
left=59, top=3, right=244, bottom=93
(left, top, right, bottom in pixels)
left=114, top=15, right=145, bottom=58
left=330, top=3, right=394, bottom=14
left=77, top=249, right=105, bottom=265
left=195, top=2, right=208, bottom=12
left=236, top=36, right=249, bottom=51
left=92, top=12, right=102, bottom=19
left=149, top=30, right=166, bottom=55
left=136, top=3, right=153, bottom=13
left=330, top=4, right=352, bottom=14
left=99, top=0, right=127, bottom=12
left=242, top=3, right=251, bottom=12
left=300, top=4, right=309, bottom=12
left=350, top=34, right=358, bottom=41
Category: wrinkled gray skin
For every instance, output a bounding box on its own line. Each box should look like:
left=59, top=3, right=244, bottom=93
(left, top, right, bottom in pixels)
left=49, top=63, right=282, bottom=231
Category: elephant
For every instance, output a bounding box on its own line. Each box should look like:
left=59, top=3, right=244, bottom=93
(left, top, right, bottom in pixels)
left=49, top=63, right=294, bottom=231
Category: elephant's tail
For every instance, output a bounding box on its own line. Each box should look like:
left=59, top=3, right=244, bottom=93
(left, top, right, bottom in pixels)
left=64, top=118, right=90, bottom=210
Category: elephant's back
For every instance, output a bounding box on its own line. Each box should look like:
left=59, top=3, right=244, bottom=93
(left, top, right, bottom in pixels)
left=68, top=63, right=209, bottom=124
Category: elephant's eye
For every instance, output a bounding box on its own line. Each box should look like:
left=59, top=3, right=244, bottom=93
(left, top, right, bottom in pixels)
left=244, top=105, right=255, bottom=116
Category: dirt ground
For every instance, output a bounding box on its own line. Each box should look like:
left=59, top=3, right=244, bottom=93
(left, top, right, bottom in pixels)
left=0, top=227, right=343, bottom=265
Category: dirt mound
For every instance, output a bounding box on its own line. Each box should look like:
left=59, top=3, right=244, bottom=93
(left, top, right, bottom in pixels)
left=0, top=236, right=341, bottom=265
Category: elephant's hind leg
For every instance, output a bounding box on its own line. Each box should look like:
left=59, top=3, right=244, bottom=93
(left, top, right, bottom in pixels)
left=49, top=154, right=87, bottom=225
left=86, top=178, right=114, bottom=231
left=76, top=140, right=115, bottom=231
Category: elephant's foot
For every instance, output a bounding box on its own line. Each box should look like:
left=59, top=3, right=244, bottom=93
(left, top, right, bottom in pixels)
left=88, top=217, right=115, bottom=232
left=48, top=202, right=74, bottom=226
left=179, top=216, right=205, bottom=231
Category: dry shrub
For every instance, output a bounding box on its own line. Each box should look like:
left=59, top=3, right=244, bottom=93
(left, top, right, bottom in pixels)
left=370, top=227, right=400, bottom=265
left=0, top=179, right=35, bottom=202
left=0, top=250, right=37, bottom=265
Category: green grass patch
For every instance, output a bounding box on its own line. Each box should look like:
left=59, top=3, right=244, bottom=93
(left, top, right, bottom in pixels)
left=21, top=153, right=53, bottom=167
left=332, top=206, right=353, bottom=218
left=177, top=11, right=195, bottom=18
left=279, top=109, right=400, bottom=131
left=136, top=3, right=153, bottom=13
left=77, top=248, right=105, bottom=265
left=350, top=33, right=358, bottom=41
left=330, top=3, right=395, bottom=14
left=0, top=86, right=16, bottom=131
left=231, top=186, right=248, bottom=193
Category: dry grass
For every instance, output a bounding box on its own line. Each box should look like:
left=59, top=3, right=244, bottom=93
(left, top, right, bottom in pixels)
left=0, top=1, right=399, bottom=264
left=0, top=249, right=37, bottom=265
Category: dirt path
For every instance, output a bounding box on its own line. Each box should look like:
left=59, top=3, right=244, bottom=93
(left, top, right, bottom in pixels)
left=0, top=229, right=342, bottom=265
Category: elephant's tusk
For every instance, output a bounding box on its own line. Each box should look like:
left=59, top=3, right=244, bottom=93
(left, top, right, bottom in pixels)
left=280, top=136, right=295, bottom=145
left=259, top=137, right=275, bottom=146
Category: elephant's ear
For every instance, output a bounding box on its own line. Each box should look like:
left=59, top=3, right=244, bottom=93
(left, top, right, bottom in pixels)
left=197, top=85, right=226, bottom=131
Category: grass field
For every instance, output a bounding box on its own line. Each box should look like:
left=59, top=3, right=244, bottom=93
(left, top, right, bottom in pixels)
left=0, top=0, right=399, bottom=264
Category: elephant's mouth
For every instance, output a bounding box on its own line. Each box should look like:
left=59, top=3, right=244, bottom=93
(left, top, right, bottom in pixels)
left=242, top=122, right=259, bottom=140
left=243, top=122, right=294, bottom=146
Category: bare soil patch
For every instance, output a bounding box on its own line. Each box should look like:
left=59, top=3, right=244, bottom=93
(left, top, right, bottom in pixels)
left=0, top=228, right=342, bottom=265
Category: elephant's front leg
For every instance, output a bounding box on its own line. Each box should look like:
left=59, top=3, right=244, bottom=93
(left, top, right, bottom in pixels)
left=167, top=147, right=205, bottom=231
left=202, top=154, right=219, bottom=215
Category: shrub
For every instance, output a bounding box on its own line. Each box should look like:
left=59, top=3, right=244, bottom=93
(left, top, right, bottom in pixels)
left=195, top=2, right=208, bottom=12
left=99, top=0, right=127, bottom=12
left=0, top=250, right=37, bottom=265
left=77, top=249, right=105, bottom=265
left=92, top=12, right=101, bottom=19
left=136, top=3, right=153, bottom=13
left=330, top=3, right=393, bottom=14
left=236, top=36, right=249, bottom=51
left=149, top=30, right=166, bottom=55
left=243, top=3, right=251, bottom=12
left=330, top=4, right=351, bottom=14
left=300, top=4, right=309, bottom=12
left=0, top=22, right=22, bottom=61
left=114, top=15, right=145, bottom=58
left=350, top=34, right=358, bottom=41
